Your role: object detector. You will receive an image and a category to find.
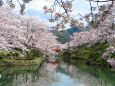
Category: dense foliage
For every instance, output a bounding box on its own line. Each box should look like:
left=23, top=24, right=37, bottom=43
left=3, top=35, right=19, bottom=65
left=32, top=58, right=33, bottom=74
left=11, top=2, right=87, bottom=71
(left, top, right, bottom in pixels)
left=62, top=42, right=110, bottom=66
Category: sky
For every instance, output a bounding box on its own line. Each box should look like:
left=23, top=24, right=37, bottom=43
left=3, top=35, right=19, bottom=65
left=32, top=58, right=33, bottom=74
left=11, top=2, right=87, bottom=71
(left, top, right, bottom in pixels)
left=3, top=0, right=111, bottom=29
left=24, top=0, right=92, bottom=28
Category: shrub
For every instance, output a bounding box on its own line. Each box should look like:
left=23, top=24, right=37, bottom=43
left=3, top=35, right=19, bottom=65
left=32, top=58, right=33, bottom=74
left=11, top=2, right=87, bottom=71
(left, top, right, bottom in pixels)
left=0, top=52, right=6, bottom=59
left=26, top=49, right=43, bottom=60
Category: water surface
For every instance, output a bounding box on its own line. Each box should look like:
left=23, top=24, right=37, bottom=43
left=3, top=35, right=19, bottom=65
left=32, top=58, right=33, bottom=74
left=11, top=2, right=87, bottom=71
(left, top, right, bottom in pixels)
left=0, top=62, right=115, bottom=86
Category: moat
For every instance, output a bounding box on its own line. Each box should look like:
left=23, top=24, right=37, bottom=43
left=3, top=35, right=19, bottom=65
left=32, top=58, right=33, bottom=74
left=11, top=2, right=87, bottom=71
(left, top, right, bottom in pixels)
left=0, top=60, right=115, bottom=86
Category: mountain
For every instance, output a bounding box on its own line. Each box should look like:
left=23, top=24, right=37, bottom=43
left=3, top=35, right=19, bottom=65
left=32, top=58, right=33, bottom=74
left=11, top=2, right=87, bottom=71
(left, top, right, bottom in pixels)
left=67, top=27, right=82, bottom=35
left=50, top=27, right=82, bottom=44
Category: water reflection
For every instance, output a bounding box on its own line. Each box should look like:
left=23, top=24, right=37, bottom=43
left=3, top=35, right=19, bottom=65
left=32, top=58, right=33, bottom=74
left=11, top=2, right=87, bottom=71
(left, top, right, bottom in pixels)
left=0, top=62, right=115, bottom=86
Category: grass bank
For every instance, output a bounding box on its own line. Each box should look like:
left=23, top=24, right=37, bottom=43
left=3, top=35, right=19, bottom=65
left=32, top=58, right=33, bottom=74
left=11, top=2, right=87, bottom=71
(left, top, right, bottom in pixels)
left=0, top=56, right=46, bottom=67
left=0, top=48, right=46, bottom=67
left=60, top=42, right=112, bottom=67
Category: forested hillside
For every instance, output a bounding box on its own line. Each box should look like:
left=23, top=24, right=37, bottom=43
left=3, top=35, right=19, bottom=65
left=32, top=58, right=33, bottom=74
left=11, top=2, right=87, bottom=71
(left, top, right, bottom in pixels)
left=51, top=27, right=82, bottom=44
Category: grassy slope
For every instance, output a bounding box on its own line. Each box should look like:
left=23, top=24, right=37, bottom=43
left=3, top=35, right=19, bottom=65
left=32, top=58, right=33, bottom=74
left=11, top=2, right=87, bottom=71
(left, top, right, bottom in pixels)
left=61, top=42, right=111, bottom=66
left=0, top=56, right=45, bottom=66
left=0, top=48, right=45, bottom=66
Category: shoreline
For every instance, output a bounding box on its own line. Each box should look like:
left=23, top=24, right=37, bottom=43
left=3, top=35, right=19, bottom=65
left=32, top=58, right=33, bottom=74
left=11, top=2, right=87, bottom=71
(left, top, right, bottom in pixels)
left=0, top=56, right=46, bottom=67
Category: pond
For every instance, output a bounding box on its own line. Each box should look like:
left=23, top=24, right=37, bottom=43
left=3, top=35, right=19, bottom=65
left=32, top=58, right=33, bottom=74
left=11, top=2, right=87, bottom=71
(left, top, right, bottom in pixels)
left=0, top=61, right=115, bottom=86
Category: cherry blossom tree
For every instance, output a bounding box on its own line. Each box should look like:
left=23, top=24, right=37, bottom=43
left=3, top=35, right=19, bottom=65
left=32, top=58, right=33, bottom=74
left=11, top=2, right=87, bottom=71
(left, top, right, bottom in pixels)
left=0, top=0, right=32, bottom=14
left=0, top=6, right=62, bottom=54
left=21, top=16, right=62, bottom=54
left=65, top=1, right=115, bottom=66
left=43, top=0, right=85, bottom=30
left=0, top=0, right=114, bottom=30
left=66, top=30, right=99, bottom=48
left=0, top=6, right=27, bottom=51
